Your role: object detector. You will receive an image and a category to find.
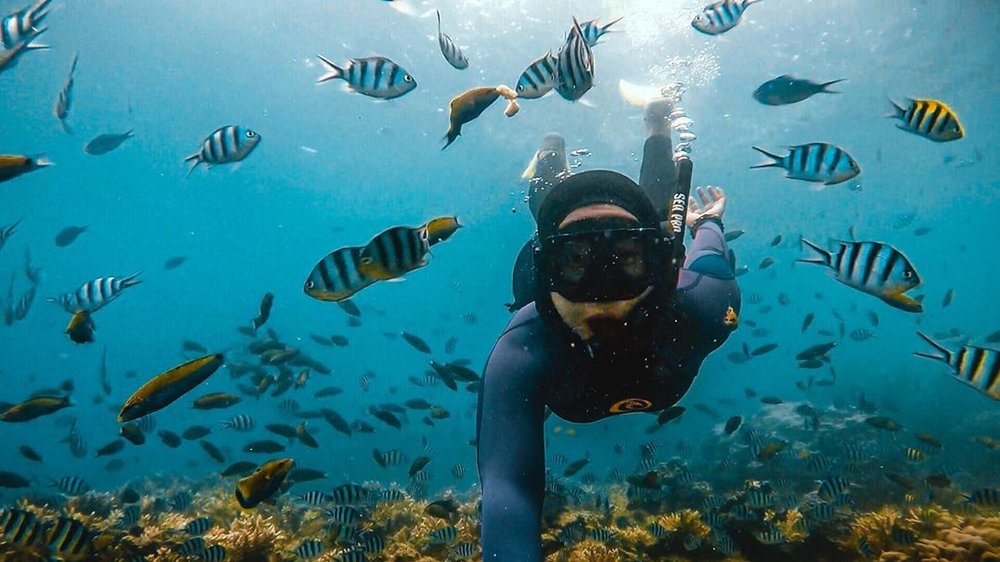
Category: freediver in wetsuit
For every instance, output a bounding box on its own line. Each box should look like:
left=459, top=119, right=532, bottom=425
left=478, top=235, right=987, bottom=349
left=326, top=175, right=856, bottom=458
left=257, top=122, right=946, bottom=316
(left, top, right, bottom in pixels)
left=476, top=99, right=742, bottom=560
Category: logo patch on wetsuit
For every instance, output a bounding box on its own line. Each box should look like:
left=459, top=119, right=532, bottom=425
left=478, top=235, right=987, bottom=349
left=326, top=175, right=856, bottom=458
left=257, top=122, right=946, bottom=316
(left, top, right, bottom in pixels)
left=609, top=398, right=653, bottom=413
left=723, top=305, right=739, bottom=329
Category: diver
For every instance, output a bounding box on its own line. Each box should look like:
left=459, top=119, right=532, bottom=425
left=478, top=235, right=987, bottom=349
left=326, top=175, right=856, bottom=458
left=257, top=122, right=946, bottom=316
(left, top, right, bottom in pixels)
left=476, top=99, right=741, bottom=560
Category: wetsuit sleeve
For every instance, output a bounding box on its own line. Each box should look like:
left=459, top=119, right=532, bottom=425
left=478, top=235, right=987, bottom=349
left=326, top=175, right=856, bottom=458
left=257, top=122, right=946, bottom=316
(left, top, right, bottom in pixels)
left=476, top=316, right=548, bottom=561
left=638, top=134, right=677, bottom=218
left=676, top=221, right=740, bottom=352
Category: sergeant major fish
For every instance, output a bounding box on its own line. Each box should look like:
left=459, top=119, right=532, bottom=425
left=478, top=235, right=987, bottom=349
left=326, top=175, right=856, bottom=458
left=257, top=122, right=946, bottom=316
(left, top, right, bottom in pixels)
left=888, top=98, right=964, bottom=142
left=303, top=246, right=376, bottom=302
left=315, top=55, right=416, bottom=100
left=50, top=273, right=142, bottom=314
left=753, top=75, right=844, bottom=106
left=579, top=17, right=623, bottom=47
left=797, top=238, right=923, bottom=312
left=184, top=125, right=260, bottom=176
left=554, top=18, right=594, bottom=101
left=52, top=52, right=78, bottom=133
left=1, top=0, right=51, bottom=49
left=515, top=52, right=557, bottom=99
left=436, top=10, right=468, bottom=69
left=751, top=143, right=860, bottom=186
left=691, top=0, right=761, bottom=35
left=0, top=28, right=47, bottom=74
left=359, top=226, right=430, bottom=280
left=915, top=332, right=1000, bottom=401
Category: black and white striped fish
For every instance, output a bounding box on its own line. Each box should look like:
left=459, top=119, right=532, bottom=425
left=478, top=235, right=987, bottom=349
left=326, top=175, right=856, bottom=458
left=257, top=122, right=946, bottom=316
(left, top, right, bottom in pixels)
left=888, top=98, right=964, bottom=142
left=316, top=55, right=416, bottom=100
left=221, top=414, right=255, bottom=432
left=358, top=226, right=430, bottom=281
left=46, top=516, right=93, bottom=558
left=330, top=483, right=369, bottom=505
left=295, top=539, right=325, bottom=560
left=554, top=18, right=594, bottom=101
left=915, top=332, right=1000, bottom=401
left=334, top=546, right=367, bottom=562
left=199, top=545, right=227, bottom=562
left=515, top=52, right=557, bottom=99
left=184, top=517, right=214, bottom=535
left=1, top=0, right=50, bottom=49
left=427, top=525, right=458, bottom=544
left=50, top=273, right=142, bottom=314
left=751, top=143, right=860, bottom=185
left=358, top=530, right=385, bottom=554
left=185, top=125, right=260, bottom=177
left=118, top=505, right=141, bottom=529
left=373, top=447, right=407, bottom=468
left=53, top=52, right=78, bottom=133
left=452, top=463, right=465, bottom=479
left=691, top=0, right=761, bottom=36
left=170, top=491, right=194, bottom=511
left=51, top=475, right=90, bottom=495
left=304, top=246, right=376, bottom=302
left=0, top=219, right=20, bottom=251
left=579, top=17, right=622, bottom=46
left=177, top=537, right=205, bottom=555
left=295, top=490, right=331, bottom=506
left=436, top=10, right=468, bottom=69
left=817, top=476, right=853, bottom=500
left=453, top=542, right=478, bottom=559
left=325, top=505, right=362, bottom=526
left=798, top=239, right=923, bottom=312
left=0, top=509, right=45, bottom=547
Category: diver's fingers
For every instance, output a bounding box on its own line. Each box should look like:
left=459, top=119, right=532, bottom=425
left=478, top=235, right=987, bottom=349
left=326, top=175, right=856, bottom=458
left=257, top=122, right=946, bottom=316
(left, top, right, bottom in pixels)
left=698, top=186, right=713, bottom=207
left=688, top=193, right=703, bottom=213
left=709, top=186, right=725, bottom=201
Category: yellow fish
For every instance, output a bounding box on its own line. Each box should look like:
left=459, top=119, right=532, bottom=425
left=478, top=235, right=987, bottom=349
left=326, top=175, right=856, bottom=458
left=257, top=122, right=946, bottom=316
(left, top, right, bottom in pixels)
left=443, top=85, right=519, bottom=149
left=0, top=153, right=51, bottom=183
left=425, top=216, right=462, bottom=245
left=889, top=98, right=964, bottom=142
left=65, top=310, right=95, bottom=344
left=235, top=458, right=295, bottom=508
left=118, top=353, right=224, bottom=422
left=723, top=305, right=739, bottom=328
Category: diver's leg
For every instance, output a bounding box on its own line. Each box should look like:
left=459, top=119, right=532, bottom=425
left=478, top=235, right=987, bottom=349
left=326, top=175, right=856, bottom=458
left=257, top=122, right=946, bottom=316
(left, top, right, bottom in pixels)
left=525, top=133, right=569, bottom=221
left=638, top=99, right=677, bottom=218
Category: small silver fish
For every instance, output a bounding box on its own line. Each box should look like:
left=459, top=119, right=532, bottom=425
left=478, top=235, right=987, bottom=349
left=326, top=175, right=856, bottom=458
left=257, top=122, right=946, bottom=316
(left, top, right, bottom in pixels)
left=436, top=10, right=468, bottom=70
left=316, top=55, right=416, bottom=100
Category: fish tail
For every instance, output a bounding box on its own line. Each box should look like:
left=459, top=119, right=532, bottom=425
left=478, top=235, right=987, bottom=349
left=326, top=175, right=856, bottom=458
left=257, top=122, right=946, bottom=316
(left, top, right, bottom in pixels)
left=914, top=331, right=950, bottom=363
left=796, top=237, right=832, bottom=267
left=436, top=9, right=441, bottom=34
left=124, top=129, right=135, bottom=138
left=121, top=271, right=143, bottom=288
left=886, top=98, right=905, bottom=119
left=25, top=27, right=48, bottom=49
left=183, top=153, right=201, bottom=177
left=601, top=16, right=624, bottom=34
left=820, top=78, right=845, bottom=93
left=315, top=54, right=344, bottom=84
left=749, top=146, right=783, bottom=169
left=441, top=127, right=460, bottom=150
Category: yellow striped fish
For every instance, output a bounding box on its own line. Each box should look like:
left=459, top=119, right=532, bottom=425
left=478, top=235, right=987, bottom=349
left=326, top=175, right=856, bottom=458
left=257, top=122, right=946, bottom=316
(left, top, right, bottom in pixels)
left=118, top=353, right=225, bottom=422
left=235, top=458, right=295, bottom=508
left=915, top=332, right=1000, bottom=401
left=889, top=98, right=964, bottom=142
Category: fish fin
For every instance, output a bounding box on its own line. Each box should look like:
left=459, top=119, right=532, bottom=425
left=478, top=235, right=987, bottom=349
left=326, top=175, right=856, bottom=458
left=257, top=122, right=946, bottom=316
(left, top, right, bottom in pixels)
left=796, top=237, right=832, bottom=267
left=315, top=54, right=344, bottom=83
left=121, top=271, right=143, bottom=288
left=436, top=9, right=441, bottom=35
left=749, top=146, right=783, bottom=169
left=441, top=128, right=460, bottom=150
left=601, top=16, right=624, bottom=33
left=31, top=153, right=52, bottom=168
left=184, top=151, right=202, bottom=178
left=882, top=291, right=923, bottom=313
left=577, top=98, right=597, bottom=108
left=820, top=78, right=845, bottom=93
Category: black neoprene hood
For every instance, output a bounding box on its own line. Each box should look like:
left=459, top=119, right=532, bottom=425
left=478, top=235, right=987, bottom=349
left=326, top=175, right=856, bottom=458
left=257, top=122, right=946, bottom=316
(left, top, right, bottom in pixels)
left=536, top=170, right=661, bottom=238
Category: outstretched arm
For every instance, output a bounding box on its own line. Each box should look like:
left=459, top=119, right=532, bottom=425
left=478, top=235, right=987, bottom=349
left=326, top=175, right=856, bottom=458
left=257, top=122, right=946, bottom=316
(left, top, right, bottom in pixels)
left=476, top=312, right=548, bottom=561
left=677, top=186, right=740, bottom=351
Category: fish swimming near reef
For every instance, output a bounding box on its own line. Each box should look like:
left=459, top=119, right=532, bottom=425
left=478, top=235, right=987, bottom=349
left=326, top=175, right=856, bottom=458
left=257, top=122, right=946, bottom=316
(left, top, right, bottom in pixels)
left=235, top=458, right=295, bottom=508
left=118, top=353, right=225, bottom=422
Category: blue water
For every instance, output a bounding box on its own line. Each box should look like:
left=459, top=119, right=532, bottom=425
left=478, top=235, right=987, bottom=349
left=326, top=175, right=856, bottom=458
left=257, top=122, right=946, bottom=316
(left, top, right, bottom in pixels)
left=1, top=0, right=998, bottom=547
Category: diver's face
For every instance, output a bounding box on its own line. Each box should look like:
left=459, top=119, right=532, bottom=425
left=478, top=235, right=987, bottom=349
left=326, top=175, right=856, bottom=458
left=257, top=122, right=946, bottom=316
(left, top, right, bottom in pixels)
left=549, top=204, right=653, bottom=342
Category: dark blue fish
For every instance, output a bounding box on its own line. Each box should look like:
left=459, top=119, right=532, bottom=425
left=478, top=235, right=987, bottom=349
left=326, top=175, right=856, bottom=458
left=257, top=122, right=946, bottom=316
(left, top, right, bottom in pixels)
left=753, top=75, right=844, bottom=105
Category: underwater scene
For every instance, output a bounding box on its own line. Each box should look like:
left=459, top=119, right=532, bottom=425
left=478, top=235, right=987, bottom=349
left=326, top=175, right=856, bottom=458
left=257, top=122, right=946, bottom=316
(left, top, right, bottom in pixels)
left=1, top=0, right=999, bottom=561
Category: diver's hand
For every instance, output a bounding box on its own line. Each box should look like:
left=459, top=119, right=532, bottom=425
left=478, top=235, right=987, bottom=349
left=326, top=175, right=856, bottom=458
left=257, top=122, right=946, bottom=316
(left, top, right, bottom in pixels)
left=686, top=186, right=727, bottom=228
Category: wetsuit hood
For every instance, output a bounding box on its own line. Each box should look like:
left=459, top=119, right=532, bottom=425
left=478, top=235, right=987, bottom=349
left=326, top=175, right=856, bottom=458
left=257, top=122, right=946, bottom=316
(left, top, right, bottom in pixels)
left=536, top=170, right=661, bottom=238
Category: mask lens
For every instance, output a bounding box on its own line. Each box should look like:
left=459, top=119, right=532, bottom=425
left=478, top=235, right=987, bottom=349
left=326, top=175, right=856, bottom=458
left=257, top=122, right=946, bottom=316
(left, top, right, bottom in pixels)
left=541, top=228, right=660, bottom=302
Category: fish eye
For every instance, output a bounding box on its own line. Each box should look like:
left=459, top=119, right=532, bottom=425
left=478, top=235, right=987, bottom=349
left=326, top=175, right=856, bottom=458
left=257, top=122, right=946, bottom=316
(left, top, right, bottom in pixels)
left=305, top=281, right=314, bottom=289
left=246, top=130, right=256, bottom=138
left=903, top=270, right=912, bottom=279
left=516, top=84, right=524, bottom=92
left=404, top=75, right=413, bottom=82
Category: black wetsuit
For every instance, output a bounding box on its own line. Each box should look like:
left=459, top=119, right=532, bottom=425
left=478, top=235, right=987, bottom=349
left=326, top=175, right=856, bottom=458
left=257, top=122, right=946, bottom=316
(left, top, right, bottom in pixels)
left=476, top=133, right=741, bottom=560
